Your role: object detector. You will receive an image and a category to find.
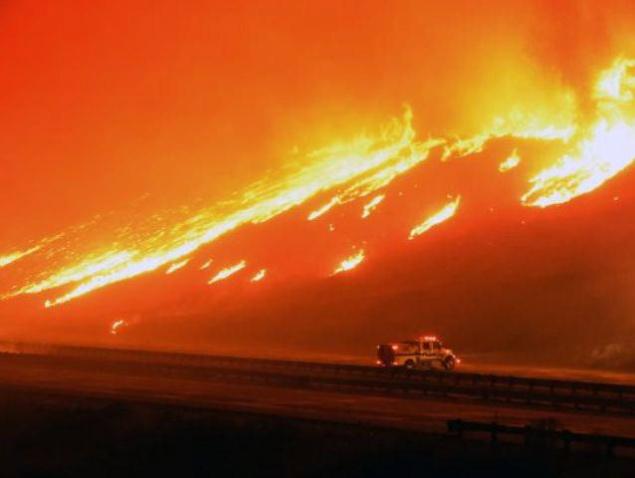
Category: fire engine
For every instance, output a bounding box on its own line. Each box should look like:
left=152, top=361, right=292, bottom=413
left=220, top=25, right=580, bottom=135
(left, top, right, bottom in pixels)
left=376, top=336, right=459, bottom=370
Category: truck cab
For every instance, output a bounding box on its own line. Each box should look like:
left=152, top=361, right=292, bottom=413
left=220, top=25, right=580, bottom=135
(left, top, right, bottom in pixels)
left=376, top=336, right=459, bottom=370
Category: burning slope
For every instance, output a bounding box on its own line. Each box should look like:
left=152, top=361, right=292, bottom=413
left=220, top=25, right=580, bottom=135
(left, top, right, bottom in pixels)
left=0, top=57, right=634, bottom=314
left=522, top=58, right=635, bottom=207
left=3, top=109, right=435, bottom=306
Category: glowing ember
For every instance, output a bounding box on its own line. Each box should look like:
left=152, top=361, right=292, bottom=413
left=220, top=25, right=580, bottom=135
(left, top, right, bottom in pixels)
left=110, top=319, right=127, bottom=335
left=361, top=194, right=386, bottom=219
left=208, top=261, right=247, bottom=284
left=250, top=269, right=267, bottom=282
left=165, top=259, right=190, bottom=274
left=409, top=196, right=461, bottom=240
left=200, top=259, right=213, bottom=270
left=332, top=250, right=365, bottom=275
left=499, top=149, right=521, bottom=173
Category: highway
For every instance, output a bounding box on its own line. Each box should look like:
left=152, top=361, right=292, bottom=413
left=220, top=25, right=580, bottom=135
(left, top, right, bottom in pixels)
left=1, top=343, right=635, bottom=439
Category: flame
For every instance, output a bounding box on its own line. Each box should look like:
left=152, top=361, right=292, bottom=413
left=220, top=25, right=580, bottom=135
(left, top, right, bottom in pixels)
left=499, top=149, right=521, bottom=173
left=165, top=258, right=190, bottom=274
left=309, top=126, right=443, bottom=221
left=25, top=250, right=134, bottom=299
left=409, top=196, right=461, bottom=240
left=522, top=58, right=635, bottom=207
left=308, top=197, right=340, bottom=221
left=250, top=269, right=267, bottom=282
left=208, top=260, right=247, bottom=284
left=595, top=58, right=635, bottom=103
left=200, top=259, right=213, bottom=270
left=361, top=194, right=385, bottom=219
left=442, top=103, right=577, bottom=161
left=4, top=58, right=635, bottom=307
left=0, top=246, right=40, bottom=269
left=332, top=250, right=365, bottom=275
left=110, top=319, right=127, bottom=335
left=6, top=108, right=438, bottom=306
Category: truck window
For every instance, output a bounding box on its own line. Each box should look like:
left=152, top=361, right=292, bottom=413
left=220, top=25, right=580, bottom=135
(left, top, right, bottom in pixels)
left=433, top=341, right=441, bottom=350
left=422, top=342, right=432, bottom=351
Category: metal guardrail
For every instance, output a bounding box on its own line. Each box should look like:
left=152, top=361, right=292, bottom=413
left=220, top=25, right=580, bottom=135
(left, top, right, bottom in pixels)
left=447, top=419, right=635, bottom=457
left=2, top=341, right=635, bottom=415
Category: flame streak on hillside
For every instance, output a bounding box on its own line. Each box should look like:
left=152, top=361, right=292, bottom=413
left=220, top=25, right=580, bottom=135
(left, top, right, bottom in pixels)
left=522, top=58, right=635, bottom=207
left=442, top=106, right=577, bottom=162
left=166, top=259, right=190, bottom=274
left=200, top=259, right=213, bottom=270
left=332, top=250, right=365, bottom=275
left=110, top=319, right=127, bottom=335
left=209, top=261, right=247, bottom=284
left=1, top=58, right=634, bottom=307
left=250, top=269, right=267, bottom=283
left=308, top=197, right=340, bottom=221
left=409, top=197, right=461, bottom=240
left=361, top=194, right=385, bottom=219
left=499, top=149, right=521, bottom=173
left=309, top=134, right=444, bottom=221
left=4, top=109, right=437, bottom=306
left=0, top=246, right=41, bottom=269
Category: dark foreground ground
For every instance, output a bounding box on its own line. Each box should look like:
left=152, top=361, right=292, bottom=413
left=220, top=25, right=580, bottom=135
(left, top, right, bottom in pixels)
left=2, top=349, right=635, bottom=477
left=4, top=389, right=635, bottom=478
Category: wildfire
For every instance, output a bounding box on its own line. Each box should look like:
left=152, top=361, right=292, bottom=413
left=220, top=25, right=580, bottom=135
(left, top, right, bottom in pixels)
left=522, top=58, right=635, bottom=207
left=4, top=108, right=439, bottom=307
left=332, top=250, right=365, bottom=275
left=200, top=259, right=213, bottom=270
left=361, top=194, right=385, bottom=219
left=250, top=269, right=267, bottom=282
left=208, top=260, right=247, bottom=284
left=28, top=250, right=134, bottom=305
left=409, top=196, right=461, bottom=240
left=2, top=57, right=635, bottom=307
left=166, top=258, right=190, bottom=274
left=499, top=149, right=521, bottom=173
left=442, top=104, right=577, bottom=161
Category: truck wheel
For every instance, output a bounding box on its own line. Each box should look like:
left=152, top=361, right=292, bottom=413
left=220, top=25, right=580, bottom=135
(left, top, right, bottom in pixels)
left=443, top=356, right=456, bottom=371
left=404, top=360, right=415, bottom=369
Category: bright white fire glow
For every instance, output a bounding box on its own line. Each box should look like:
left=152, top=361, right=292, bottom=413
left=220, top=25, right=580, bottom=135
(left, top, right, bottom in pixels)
left=208, top=261, right=247, bottom=284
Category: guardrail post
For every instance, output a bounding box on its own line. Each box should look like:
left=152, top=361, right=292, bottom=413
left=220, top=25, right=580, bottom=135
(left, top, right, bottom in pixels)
left=561, top=430, right=572, bottom=455
left=447, top=419, right=464, bottom=439
left=606, top=439, right=615, bottom=458
left=523, top=425, right=532, bottom=446
left=490, top=422, right=498, bottom=445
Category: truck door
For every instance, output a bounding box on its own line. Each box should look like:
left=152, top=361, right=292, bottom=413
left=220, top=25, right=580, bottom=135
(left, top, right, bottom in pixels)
left=432, top=341, right=442, bottom=359
left=422, top=340, right=432, bottom=362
